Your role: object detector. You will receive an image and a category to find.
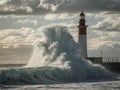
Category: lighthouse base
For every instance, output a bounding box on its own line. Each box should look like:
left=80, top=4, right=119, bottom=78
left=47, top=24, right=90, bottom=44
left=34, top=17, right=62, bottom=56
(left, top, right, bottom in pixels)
left=78, top=35, right=88, bottom=58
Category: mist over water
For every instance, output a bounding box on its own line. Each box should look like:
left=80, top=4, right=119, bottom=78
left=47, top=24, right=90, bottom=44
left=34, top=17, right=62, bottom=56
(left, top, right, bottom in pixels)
left=0, top=26, right=117, bottom=84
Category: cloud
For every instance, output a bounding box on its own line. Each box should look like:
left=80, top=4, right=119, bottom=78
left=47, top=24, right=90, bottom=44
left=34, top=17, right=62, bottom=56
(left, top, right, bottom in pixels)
left=88, top=42, right=120, bottom=57
left=89, top=13, right=120, bottom=31
left=88, top=29, right=120, bottom=50
left=0, top=0, right=34, bottom=15
left=88, top=36, right=108, bottom=50
left=0, top=0, right=11, bottom=5
left=0, top=28, right=35, bottom=44
left=88, top=36, right=120, bottom=50
left=0, top=24, right=77, bottom=48
left=38, top=0, right=72, bottom=12
left=107, top=32, right=120, bottom=38
left=0, top=0, right=119, bottom=15
left=89, top=28, right=120, bottom=38
left=0, top=15, right=44, bottom=29
left=17, top=19, right=38, bottom=26
left=44, top=13, right=78, bottom=21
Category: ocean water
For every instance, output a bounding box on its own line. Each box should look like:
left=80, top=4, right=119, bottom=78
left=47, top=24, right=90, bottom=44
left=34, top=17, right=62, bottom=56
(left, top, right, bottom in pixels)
left=1, top=81, right=120, bottom=90
left=0, top=26, right=120, bottom=88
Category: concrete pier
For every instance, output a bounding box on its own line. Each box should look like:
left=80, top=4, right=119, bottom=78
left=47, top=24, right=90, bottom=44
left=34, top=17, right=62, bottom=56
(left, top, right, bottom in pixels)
left=87, top=57, right=120, bottom=73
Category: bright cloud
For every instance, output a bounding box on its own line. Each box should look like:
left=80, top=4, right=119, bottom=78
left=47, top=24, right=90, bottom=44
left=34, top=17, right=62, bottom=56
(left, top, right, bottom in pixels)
left=0, top=28, right=36, bottom=46
left=90, top=13, right=120, bottom=31
left=0, top=0, right=11, bottom=5
left=44, top=13, right=78, bottom=21
left=17, top=19, right=37, bottom=26
left=88, top=36, right=120, bottom=50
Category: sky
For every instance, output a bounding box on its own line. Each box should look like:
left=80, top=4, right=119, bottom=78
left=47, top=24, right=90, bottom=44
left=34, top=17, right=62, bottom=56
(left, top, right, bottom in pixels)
left=0, top=0, right=120, bottom=64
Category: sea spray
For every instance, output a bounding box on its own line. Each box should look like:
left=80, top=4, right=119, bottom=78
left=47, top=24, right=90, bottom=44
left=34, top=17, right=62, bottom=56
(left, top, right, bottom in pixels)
left=26, top=26, right=82, bottom=67
left=0, top=26, right=117, bottom=84
left=26, top=26, right=110, bottom=79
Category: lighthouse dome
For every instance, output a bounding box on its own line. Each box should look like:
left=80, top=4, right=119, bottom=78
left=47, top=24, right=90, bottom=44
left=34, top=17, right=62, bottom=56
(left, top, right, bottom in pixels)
left=80, top=11, right=85, bottom=16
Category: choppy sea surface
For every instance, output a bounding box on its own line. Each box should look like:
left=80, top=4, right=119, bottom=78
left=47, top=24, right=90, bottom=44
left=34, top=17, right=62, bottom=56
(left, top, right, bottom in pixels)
left=0, top=65, right=120, bottom=90
left=0, top=81, right=120, bottom=90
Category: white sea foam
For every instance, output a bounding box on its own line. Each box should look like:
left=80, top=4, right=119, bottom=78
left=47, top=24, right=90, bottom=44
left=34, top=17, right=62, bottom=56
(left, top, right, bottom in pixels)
left=0, top=26, right=117, bottom=84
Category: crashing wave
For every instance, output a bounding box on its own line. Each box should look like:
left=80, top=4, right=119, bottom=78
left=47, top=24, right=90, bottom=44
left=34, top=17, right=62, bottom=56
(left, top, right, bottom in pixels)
left=0, top=26, right=117, bottom=84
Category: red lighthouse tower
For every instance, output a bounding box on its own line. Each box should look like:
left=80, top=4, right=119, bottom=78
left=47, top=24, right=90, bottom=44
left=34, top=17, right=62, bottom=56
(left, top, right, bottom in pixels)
left=78, top=11, right=88, bottom=57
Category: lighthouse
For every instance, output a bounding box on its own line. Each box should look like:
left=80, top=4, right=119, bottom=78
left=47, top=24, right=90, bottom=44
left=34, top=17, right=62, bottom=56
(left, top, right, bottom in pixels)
left=78, top=11, right=88, bottom=57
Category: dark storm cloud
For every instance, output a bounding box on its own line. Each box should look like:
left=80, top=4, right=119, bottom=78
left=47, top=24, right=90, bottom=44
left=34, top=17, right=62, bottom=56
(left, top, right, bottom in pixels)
left=0, top=0, right=48, bottom=15
left=0, top=0, right=120, bottom=15
left=58, top=0, right=120, bottom=13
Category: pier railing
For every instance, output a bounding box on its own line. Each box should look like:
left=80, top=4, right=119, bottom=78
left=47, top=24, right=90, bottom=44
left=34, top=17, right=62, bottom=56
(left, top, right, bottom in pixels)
left=102, top=57, right=120, bottom=63
left=87, top=57, right=120, bottom=64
